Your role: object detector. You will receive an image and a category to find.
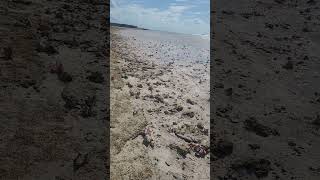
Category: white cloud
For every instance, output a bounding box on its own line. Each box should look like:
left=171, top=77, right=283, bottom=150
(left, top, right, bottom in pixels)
left=110, top=1, right=209, bottom=35
left=168, top=5, right=192, bottom=13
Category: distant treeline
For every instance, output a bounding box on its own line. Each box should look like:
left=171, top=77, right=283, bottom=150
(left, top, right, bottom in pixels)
left=110, top=22, right=148, bottom=30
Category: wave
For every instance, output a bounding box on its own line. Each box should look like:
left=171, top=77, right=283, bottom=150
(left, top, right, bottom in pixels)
left=192, top=33, right=210, bottom=40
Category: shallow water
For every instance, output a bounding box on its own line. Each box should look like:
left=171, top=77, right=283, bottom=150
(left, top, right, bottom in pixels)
left=115, top=27, right=210, bottom=65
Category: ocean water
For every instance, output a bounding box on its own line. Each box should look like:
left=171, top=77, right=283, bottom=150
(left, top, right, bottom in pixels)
left=115, top=28, right=210, bottom=65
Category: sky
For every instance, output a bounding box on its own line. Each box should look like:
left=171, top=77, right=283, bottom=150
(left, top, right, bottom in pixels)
left=110, top=0, right=210, bottom=35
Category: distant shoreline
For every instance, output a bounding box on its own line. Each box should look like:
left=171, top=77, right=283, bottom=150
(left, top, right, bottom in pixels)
left=110, top=22, right=148, bottom=30
left=110, top=23, right=210, bottom=38
left=111, top=25, right=210, bottom=41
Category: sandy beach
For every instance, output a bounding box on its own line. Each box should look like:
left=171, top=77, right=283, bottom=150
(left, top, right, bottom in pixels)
left=111, top=26, right=210, bottom=179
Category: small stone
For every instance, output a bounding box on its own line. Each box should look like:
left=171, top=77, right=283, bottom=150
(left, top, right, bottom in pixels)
left=193, top=145, right=209, bottom=158
left=154, top=95, right=164, bottom=103
left=143, top=136, right=151, bottom=147
left=186, top=99, right=195, bottom=105
left=182, top=111, right=195, bottom=118
left=127, top=82, right=133, bottom=88
left=129, top=91, right=134, bottom=96
left=176, top=147, right=189, bottom=158
left=176, top=106, right=183, bottom=112
left=197, top=123, right=204, bottom=129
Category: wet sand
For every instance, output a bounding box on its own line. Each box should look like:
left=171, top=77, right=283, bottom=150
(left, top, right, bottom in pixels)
left=111, top=26, right=210, bottom=179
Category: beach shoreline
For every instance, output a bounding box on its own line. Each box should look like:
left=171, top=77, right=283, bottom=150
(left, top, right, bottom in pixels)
left=111, top=26, right=210, bottom=179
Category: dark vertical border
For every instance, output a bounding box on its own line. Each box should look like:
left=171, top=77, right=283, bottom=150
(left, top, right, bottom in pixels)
left=210, top=0, right=215, bottom=178
left=209, top=0, right=320, bottom=179
left=105, top=0, right=111, bottom=179
left=0, top=0, right=110, bottom=179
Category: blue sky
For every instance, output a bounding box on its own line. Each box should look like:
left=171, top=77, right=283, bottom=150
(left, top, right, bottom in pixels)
left=110, top=0, right=210, bottom=35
